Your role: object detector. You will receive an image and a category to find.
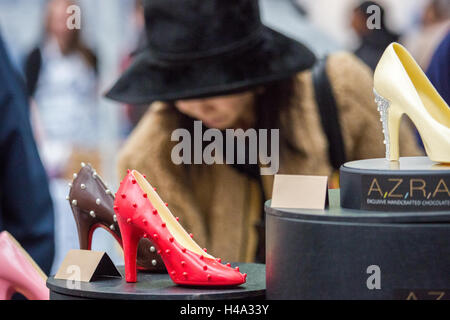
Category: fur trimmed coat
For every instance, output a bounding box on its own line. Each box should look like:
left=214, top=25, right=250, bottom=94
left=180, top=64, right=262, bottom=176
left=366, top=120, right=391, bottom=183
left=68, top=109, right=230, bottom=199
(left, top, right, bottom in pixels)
left=117, top=52, right=423, bottom=262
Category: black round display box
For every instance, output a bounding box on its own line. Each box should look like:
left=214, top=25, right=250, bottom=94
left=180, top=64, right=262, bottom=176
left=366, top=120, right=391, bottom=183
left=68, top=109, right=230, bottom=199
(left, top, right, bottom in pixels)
left=266, top=157, right=449, bottom=300
left=265, top=195, right=450, bottom=300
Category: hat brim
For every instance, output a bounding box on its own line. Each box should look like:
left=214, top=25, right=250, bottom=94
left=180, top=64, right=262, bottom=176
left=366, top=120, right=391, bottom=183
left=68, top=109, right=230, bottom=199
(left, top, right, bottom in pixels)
left=105, top=27, right=316, bottom=104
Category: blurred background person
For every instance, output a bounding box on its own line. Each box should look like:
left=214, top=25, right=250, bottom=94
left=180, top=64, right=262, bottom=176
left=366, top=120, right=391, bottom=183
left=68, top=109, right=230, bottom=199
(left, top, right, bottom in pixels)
left=426, top=31, right=450, bottom=104
left=0, top=32, right=55, bottom=277
left=23, top=0, right=104, bottom=273
left=24, top=0, right=99, bottom=178
left=402, top=1, right=449, bottom=150
left=402, top=0, right=450, bottom=70
left=350, top=1, right=399, bottom=70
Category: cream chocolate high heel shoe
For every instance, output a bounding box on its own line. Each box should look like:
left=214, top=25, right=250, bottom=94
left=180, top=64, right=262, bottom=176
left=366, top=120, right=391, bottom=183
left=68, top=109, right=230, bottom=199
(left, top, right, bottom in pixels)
left=373, top=42, right=450, bottom=163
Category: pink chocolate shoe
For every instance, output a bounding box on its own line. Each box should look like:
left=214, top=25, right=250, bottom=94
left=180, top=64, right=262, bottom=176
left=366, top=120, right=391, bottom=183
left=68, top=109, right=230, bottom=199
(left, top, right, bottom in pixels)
left=0, top=231, right=49, bottom=300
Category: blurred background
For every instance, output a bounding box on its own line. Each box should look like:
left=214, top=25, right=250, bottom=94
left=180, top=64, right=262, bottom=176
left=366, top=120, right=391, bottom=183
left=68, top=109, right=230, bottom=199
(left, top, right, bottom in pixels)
left=0, top=0, right=448, bottom=273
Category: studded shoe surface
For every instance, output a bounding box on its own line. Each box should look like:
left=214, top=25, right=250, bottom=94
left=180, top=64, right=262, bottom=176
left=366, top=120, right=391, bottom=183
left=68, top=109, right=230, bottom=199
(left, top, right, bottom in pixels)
left=0, top=232, right=49, bottom=300
left=374, top=42, right=450, bottom=163
left=115, top=170, right=247, bottom=286
left=68, top=163, right=165, bottom=272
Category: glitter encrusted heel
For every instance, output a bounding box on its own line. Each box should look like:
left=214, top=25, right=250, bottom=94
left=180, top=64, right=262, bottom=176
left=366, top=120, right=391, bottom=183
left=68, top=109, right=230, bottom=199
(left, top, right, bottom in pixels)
left=374, top=42, right=450, bottom=163
left=374, top=89, right=402, bottom=161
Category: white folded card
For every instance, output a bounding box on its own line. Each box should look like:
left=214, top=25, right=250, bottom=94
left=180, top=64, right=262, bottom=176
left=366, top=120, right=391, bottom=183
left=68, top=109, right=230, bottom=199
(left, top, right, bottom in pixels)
left=271, top=174, right=328, bottom=209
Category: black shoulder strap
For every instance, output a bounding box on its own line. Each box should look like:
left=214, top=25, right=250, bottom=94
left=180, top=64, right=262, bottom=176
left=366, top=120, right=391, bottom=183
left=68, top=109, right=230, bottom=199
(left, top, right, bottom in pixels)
left=312, top=56, right=346, bottom=170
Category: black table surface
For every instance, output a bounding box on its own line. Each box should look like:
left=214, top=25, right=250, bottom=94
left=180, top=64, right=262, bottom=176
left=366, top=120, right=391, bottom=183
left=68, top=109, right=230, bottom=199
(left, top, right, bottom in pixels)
left=47, top=263, right=265, bottom=300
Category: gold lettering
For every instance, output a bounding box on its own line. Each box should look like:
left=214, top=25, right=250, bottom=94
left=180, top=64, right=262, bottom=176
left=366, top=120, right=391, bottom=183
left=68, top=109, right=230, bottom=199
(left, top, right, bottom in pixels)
left=388, top=178, right=403, bottom=198
left=428, top=291, right=445, bottom=300
left=406, top=291, right=418, bottom=300
left=410, top=179, right=426, bottom=198
left=368, top=178, right=383, bottom=197
left=432, top=179, right=450, bottom=198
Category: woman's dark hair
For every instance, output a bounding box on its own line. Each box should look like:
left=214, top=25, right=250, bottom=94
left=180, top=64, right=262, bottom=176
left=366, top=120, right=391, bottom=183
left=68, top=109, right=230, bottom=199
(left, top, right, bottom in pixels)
left=25, top=0, right=97, bottom=96
left=168, top=76, right=300, bottom=176
left=44, top=0, right=97, bottom=70
left=253, top=77, right=299, bottom=154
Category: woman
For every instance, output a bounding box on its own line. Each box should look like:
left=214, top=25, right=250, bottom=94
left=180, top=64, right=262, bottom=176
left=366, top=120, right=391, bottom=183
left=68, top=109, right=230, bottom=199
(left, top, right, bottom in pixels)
left=0, top=33, right=54, bottom=277
left=24, top=0, right=100, bottom=273
left=25, top=0, right=99, bottom=179
left=426, top=31, right=450, bottom=104
left=106, top=0, right=422, bottom=263
left=351, top=1, right=399, bottom=71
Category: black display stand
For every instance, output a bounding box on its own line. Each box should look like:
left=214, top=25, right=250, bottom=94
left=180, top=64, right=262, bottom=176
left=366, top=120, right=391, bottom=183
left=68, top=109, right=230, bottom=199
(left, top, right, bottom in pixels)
left=265, top=157, right=450, bottom=300
left=47, top=263, right=265, bottom=300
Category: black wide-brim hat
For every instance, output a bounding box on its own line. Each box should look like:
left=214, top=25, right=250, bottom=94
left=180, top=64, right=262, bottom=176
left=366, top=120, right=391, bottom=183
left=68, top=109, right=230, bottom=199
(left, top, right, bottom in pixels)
left=105, top=0, right=316, bottom=105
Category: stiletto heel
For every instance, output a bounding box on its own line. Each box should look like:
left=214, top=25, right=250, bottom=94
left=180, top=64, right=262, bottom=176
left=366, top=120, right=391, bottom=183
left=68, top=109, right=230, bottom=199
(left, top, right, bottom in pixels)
left=68, top=163, right=166, bottom=272
left=71, top=206, right=95, bottom=250
left=0, top=232, right=49, bottom=300
left=0, top=278, right=14, bottom=300
left=374, top=42, right=450, bottom=163
left=386, top=106, right=403, bottom=161
left=115, top=170, right=246, bottom=286
left=117, top=219, right=141, bottom=283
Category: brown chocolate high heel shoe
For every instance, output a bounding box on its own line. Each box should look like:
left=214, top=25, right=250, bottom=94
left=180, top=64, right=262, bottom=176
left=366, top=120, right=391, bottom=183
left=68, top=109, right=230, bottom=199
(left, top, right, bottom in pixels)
left=67, top=163, right=166, bottom=272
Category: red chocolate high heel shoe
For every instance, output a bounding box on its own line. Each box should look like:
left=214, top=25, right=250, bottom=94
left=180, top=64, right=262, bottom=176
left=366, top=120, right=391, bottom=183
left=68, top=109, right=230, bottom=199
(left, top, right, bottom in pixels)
left=0, top=232, right=49, bottom=300
left=115, top=170, right=247, bottom=286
